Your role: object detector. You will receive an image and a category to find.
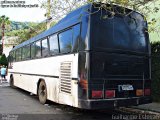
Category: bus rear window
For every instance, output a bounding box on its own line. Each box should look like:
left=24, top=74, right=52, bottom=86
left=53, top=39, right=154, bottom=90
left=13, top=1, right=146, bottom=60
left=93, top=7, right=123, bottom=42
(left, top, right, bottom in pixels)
left=91, top=10, right=148, bottom=53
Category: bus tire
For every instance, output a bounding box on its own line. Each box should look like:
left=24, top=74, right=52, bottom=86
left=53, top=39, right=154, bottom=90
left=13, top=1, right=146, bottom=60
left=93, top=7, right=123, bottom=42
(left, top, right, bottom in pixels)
left=10, top=75, right=16, bottom=88
left=38, top=80, right=47, bottom=104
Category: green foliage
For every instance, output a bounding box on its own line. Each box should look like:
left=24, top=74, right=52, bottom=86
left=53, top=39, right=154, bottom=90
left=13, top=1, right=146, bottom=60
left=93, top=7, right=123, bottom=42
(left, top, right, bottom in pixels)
left=5, top=20, right=55, bottom=44
left=0, top=15, right=11, bottom=32
left=0, top=54, right=8, bottom=66
left=41, top=0, right=159, bottom=20
left=42, top=0, right=160, bottom=43
left=0, top=15, right=10, bottom=26
left=0, top=15, right=11, bottom=53
left=151, top=42, right=160, bottom=102
left=6, top=22, right=47, bottom=44
left=9, top=21, right=35, bottom=31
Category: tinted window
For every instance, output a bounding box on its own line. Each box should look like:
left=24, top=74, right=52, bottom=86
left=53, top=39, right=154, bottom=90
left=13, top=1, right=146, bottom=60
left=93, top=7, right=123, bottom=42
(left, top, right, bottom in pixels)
left=35, top=41, right=41, bottom=58
left=59, top=29, right=72, bottom=53
left=9, top=52, right=14, bottom=62
left=8, top=52, right=14, bottom=68
left=42, top=38, right=49, bottom=57
left=91, top=9, right=148, bottom=53
left=72, top=24, right=80, bottom=52
left=13, top=51, right=16, bottom=62
left=49, top=34, right=59, bottom=55
left=22, top=47, right=25, bottom=60
left=22, top=45, right=30, bottom=60
left=16, top=48, right=21, bottom=61
left=31, top=42, right=36, bottom=59
left=9, top=51, right=16, bottom=62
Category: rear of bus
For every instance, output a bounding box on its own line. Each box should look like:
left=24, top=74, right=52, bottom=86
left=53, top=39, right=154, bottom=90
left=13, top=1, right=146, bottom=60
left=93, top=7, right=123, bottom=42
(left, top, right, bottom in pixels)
left=79, top=4, right=151, bottom=109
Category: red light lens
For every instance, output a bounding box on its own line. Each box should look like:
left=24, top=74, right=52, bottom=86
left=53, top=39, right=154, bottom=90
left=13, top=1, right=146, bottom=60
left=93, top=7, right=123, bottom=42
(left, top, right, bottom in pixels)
left=105, top=90, right=115, bottom=98
left=92, top=90, right=103, bottom=98
left=145, top=89, right=151, bottom=96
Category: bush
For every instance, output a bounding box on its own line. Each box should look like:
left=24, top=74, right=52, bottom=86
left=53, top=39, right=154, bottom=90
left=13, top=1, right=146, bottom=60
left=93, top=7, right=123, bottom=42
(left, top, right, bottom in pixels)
left=151, top=42, right=160, bottom=102
left=0, top=54, right=8, bottom=67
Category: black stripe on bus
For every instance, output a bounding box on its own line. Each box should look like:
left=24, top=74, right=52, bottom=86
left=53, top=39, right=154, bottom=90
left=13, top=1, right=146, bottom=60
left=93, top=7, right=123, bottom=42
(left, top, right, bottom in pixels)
left=9, top=72, right=78, bottom=80
left=9, top=72, right=59, bottom=78
left=72, top=78, right=78, bottom=80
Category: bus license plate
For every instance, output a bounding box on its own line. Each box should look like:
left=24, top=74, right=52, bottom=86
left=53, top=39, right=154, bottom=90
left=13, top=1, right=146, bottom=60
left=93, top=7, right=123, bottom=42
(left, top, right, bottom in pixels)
left=121, top=85, right=133, bottom=91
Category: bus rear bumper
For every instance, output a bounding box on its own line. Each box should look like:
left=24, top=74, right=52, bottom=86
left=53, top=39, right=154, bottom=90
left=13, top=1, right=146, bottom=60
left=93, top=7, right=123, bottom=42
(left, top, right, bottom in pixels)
left=78, top=97, right=152, bottom=109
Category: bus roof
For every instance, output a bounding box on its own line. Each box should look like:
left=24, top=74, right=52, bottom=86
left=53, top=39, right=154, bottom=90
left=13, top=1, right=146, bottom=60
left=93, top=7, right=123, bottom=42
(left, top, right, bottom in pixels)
left=11, top=2, right=142, bottom=52
left=11, top=4, right=91, bottom=51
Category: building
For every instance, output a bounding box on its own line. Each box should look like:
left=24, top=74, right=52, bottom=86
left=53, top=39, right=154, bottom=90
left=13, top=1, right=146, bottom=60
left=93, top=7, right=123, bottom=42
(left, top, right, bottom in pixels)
left=0, top=36, right=18, bottom=57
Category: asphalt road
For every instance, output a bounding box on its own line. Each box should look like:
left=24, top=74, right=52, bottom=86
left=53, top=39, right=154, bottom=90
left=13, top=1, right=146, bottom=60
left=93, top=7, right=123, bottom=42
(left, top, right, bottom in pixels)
left=0, top=83, right=156, bottom=120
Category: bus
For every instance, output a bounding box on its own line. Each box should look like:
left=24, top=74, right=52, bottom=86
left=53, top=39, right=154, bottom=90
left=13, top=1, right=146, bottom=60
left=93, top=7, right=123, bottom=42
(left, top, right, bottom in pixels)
left=8, top=3, right=152, bottom=109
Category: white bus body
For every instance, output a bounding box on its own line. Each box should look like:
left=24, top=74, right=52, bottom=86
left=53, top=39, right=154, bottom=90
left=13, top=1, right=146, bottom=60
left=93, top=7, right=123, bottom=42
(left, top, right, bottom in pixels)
left=9, top=53, right=79, bottom=107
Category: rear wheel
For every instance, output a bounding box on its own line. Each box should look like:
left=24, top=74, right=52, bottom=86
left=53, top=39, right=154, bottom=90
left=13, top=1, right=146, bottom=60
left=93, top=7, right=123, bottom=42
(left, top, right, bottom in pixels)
left=10, top=75, right=16, bottom=88
left=38, top=80, right=47, bottom=104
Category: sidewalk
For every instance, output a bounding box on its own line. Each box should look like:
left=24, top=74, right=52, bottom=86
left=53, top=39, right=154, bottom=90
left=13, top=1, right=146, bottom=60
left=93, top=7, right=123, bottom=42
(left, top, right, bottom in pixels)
left=0, top=79, right=9, bottom=87
left=132, top=103, right=160, bottom=113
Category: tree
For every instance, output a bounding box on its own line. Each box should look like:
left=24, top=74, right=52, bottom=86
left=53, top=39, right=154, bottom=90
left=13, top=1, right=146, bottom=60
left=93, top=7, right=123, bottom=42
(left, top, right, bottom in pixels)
left=0, top=15, right=11, bottom=54
left=41, top=0, right=86, bottom=22
left=41, top=0, right=160, bottom=41
left=0, top=54, right=8, bottom=66
left=6, top=22, right=48, bottom=44
left=41, top=0, right=159, bottom=21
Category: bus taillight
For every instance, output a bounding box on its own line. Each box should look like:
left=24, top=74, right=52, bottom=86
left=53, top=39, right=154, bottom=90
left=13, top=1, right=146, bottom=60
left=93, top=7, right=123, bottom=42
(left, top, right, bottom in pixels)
left=92, top=90, right=103, bottom=98
left=105, top=90, right=115, bottom=98
left=136, top=89, right=143, bottom=96
left=144, top=89, right=151, bottom=96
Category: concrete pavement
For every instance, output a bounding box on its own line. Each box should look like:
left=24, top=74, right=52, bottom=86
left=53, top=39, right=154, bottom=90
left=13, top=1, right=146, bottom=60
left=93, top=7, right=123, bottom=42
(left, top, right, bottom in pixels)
left=0, top=80, right=9, bottom=87
left=132, top=103, right=160, bottom=114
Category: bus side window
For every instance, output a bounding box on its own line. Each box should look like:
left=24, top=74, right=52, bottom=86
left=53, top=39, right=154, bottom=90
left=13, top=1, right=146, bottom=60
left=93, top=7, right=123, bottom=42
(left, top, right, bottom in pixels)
left=31, top=42, right=36, bottom=59
left=59, top=29, right=73, bottom=54
left=42, top=38, right=49, bottom=57
left=22, top=45, right=31, bottom=60
left=15, top=50, right=18, bottom=61
left=19, top=48, right=22, bottom=61
left=16, top=48, right=22, bottom=61
left=72, top=24, right=80, bottom=52
left=9, top=52, right=14, bottom=62
left=49, top=34, right=59, bottom=55
left=8, top=52, right=13, bottom=68
left=26, top=45, right=31, bottom=60
left=22, top=47, right=25, bottom=60
left=35, top=41, right=41, bottom=58
left=12, top=51, right=15, bottom=62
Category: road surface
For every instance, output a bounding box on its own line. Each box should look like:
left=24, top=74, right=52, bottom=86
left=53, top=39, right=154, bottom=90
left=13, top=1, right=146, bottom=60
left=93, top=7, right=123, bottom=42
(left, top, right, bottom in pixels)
left=0, top=83, right=156, bottom=120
